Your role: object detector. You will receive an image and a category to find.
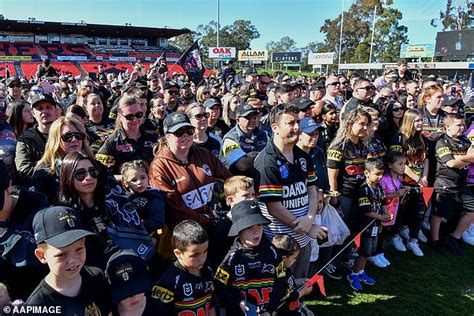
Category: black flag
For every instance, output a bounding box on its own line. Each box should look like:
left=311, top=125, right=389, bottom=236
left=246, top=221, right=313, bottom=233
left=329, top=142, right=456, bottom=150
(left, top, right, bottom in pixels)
left=177, top=41, right=204, bottom=85
left=151, top=51, right=168, bottom=75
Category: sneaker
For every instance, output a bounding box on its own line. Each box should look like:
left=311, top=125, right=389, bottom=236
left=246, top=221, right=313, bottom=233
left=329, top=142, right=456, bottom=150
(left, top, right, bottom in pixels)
left=400, top=228, right=410, bottom=240
left=349, top=247, right=360, bottom=259
left=358, top=271, right=376, bottom=285
left=407, top=240, right=424, bottom=257
left=431, top=240, right=449, bottom=255
left=445, top=235, right=465, bottom=256
left=323, top=263, right=342, bottom=280
left=341, top=258, right=356, bottom=270
left=347, top=273, right=362, bottom=291
left=418, top=230, right=428, bottom=243
left=368, top=255, right=387, bottom=268
left=300, top=303, right=314, bottom=316
left=379, top=253, right=391, bottom=266
left=392, top=235, right=407, bottom=252
left=462, top=233, right=474, bottom=246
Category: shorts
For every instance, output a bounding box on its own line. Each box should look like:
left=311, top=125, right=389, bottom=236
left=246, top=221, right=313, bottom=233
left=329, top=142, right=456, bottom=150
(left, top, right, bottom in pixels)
left=434, top=190, right=474, bottom=219
left=358, top=234, right=378, bottom=258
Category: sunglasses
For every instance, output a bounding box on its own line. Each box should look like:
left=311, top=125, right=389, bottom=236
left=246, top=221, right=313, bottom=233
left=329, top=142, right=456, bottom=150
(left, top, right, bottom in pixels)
left=202, top=91, right=210, bottom=95
left=61, top=132, right=85, bottom=142
left=260, top=81, right=271, bottom=85
left=300, top=106, right=312, bottom=113
left=392, top=107, right=404, bottom=112
left=73, top=167, right=99, bottom=182
left=358, top=86, right=376, bottom=91
left=194, top=112, right=210, bottom=120
left=120, top=112, right=144, bottom=121
left=9, top=84, right=22, bottom=88
left=327, top=82, right=341, bottom=86
left=340, top=81, right=349, bottom=85
left=167, top=90, right=179, bottom=95
left=172, top=126, right=195, bottom=137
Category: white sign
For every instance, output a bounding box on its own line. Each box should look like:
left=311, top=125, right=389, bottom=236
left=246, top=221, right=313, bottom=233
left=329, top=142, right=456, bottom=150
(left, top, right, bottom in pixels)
left=109, top=56, right=136, bottom=62
left=308, top=52, right=335, bottom=65
left=208, top=47, right=236, bottom=59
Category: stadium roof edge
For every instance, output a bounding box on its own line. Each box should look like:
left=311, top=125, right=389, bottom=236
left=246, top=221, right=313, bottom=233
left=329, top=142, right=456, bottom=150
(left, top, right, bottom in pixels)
left=0, top=19, right=190, bottom=39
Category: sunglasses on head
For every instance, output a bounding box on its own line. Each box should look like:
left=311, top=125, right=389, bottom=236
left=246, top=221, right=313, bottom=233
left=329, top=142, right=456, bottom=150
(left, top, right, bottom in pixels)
left=194, top=112, right=210, bottom=120
left=172, top=126, right=195, bottom=137
left=120, top=111, right=144, bottom=121
left=73, top=167, right=99, bottom=182
left=61, top=132, right=85, bottom=142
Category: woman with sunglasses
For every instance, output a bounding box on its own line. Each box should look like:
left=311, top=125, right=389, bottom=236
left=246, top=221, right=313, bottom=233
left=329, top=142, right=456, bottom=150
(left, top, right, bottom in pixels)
left=84, top=93, right=115, bottom=153
left=185, top=102, right=223, bottom=160
left=149, top=112, right=231, bottom=262
left=196, top=85, right=211, bottom=103
left=31, top=117, right=93, bottom=203
left=96, top=96, right=157, bottom=176
left=380, top=100, right=406, bottom=146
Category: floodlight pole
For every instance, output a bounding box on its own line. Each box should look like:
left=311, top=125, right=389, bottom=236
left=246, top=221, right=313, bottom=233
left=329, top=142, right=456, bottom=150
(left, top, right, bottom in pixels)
left=368, top=5, right=377, bottom=69
left=217, top=0, right=220, bottom=47
left=337, top=0, right=345, bottom=73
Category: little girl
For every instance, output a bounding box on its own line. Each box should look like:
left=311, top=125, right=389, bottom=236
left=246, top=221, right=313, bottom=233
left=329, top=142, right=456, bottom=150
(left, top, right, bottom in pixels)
left=371, top=152, right=408, bottom=268
left=272, top=235, right=313, bottom=316
left=120, top=160, right=165, bottom=241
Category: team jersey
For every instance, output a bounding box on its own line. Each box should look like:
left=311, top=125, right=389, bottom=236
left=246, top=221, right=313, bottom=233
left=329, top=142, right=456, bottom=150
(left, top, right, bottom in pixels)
left=389, top=132, right=426, bottom=185
left=214, top=238, right=286, bottom=315
left=150, top=261, right=216, bottom=315
left=254, top=140, right=317, bottom=247
left=435, top=134, right=471, bottom=187
left=367, top=135, right=387, bottom=162
left=326, top=139, right=368, bottom=196
left=357, top=182, right=386, bottom=234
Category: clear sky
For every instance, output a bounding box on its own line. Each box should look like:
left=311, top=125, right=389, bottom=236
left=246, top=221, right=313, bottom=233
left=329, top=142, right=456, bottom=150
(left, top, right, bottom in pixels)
left=0, top=0, right=451, bottom=49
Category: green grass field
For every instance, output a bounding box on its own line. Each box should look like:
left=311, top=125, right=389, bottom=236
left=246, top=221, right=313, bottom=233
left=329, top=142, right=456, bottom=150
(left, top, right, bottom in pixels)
left=306, top=243, right=474, bottom=315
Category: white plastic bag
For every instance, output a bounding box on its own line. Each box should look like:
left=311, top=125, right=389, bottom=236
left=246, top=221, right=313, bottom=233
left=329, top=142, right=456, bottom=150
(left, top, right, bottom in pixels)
left=319, top=203, right=350, bottom=248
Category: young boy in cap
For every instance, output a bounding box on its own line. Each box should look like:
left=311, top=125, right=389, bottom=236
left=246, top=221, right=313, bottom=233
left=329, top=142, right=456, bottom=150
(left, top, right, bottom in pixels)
left=105, top=249, right=152, bottom=316
left=215, top=200, right=286, bottom=316
left=27, top=206, right=112, bottom=315
left=150, top=220, right=217, bottom=315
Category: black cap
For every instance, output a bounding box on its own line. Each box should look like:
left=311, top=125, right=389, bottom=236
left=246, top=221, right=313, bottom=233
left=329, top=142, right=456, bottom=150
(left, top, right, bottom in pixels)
left=310, top=81, right=325, bottom=91
left=443, top=95, right=458, bottom=107
left=243, top=67, right=257, bottom=76
left=106, top=249, right=151, bottom=305
left=30, top=93, right=56, bottom=108
left=163, top=81, right=179, bottom=90
left=59, top=75, right=67, bottom=82
left=294, top=97, right=315, bottom=110
left=0, top=161, right=11, bottom=210
left=67, top=77, right=76, bottom=83
left=237, top=104, right=259, bottom=118
left=203, top=98, right=222, bottom=108
left=6, top=76, right=21, bottom=87
left=163, top=112, right=194, bottom=133
left=33, top=206, right=95, bottom=248
left=228, top=200, right=270, bottom=236
left=267, top=82, right=280, bottom=93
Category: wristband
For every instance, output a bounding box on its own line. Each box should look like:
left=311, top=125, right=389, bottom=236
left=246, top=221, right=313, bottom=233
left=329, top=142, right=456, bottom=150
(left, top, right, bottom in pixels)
left=328, top=191, right=341, bottom=197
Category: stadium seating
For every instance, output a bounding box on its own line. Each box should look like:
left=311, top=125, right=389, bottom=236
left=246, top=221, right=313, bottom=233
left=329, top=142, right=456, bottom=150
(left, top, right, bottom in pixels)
left=38, top=43, right=94, bottom=59
left=0, top=62, right=16, bottom=76
left=0, top=43, right=41, bottom=59
left=20, top=61, right=81, bottom=79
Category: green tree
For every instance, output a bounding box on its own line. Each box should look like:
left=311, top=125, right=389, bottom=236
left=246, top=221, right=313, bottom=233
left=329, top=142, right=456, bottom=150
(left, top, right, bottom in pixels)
left=319, top=0, right=408, bottom=64
left=195, top=19, right=260, bottom=65
left=168, top=30, right=196, bottom=53
left=430, top=0, right=473, bottom=31
left=265, top=36, right=298, bottom=53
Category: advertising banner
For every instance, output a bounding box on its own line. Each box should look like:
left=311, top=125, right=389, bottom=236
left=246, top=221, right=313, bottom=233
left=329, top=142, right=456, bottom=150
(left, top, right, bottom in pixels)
left=238, top=50, right=268, bottom=61
left=400, top=43, right=435, bottom=58
left=271, top=52, right=302, bottom=63
left=308, top=52, right=335, bottom=65
left=209, top=47, right=236, bottom=59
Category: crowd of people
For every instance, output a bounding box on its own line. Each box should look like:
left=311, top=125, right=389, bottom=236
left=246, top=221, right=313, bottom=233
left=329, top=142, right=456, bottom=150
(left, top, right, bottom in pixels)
left=0, top=57, right=473, bottom=315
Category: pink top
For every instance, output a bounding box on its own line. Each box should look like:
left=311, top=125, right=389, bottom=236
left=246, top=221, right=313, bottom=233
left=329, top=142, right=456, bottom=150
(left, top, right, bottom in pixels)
left=380, top=172, right=402, bottom=226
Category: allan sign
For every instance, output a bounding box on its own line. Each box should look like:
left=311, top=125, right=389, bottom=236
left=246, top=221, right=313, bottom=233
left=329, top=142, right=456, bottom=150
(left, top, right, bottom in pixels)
left=271, top=52, right=302, bottom=63
left=238, top=50, right=268, bottom=61
left=308, top=52, right=335, bottom=65
left=208, top=47, right=236, bottom=59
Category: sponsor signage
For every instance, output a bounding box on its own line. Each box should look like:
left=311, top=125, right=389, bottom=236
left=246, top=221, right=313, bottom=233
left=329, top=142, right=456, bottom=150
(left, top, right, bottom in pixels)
left=57, top=55, right=88, bottom=61
left=209, top=47, right=236, bottom=59
left=400, top=43, right=435, bottom=58
left=308, top=52, right=335, bottom=65
left=271, top=52, right=302, bottom=63
left=0, top=56, right=32, bottom=61
left=109, top=56, right=137, bottom=62
left=238, top=50, right=268, bottom=61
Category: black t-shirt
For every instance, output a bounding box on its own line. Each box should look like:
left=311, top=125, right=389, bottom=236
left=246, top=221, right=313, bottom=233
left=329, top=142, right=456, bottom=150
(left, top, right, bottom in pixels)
left=435, top=134, right=471, bottom=187
left=196, top=133, right=222, bottom=160
left=208, top=119, right=230, bottom=139
left=357, top=182, right=385, bottom=233
left=327, top=140, right=368, bottom=196
left=26, top=266, right=112, bottom=316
